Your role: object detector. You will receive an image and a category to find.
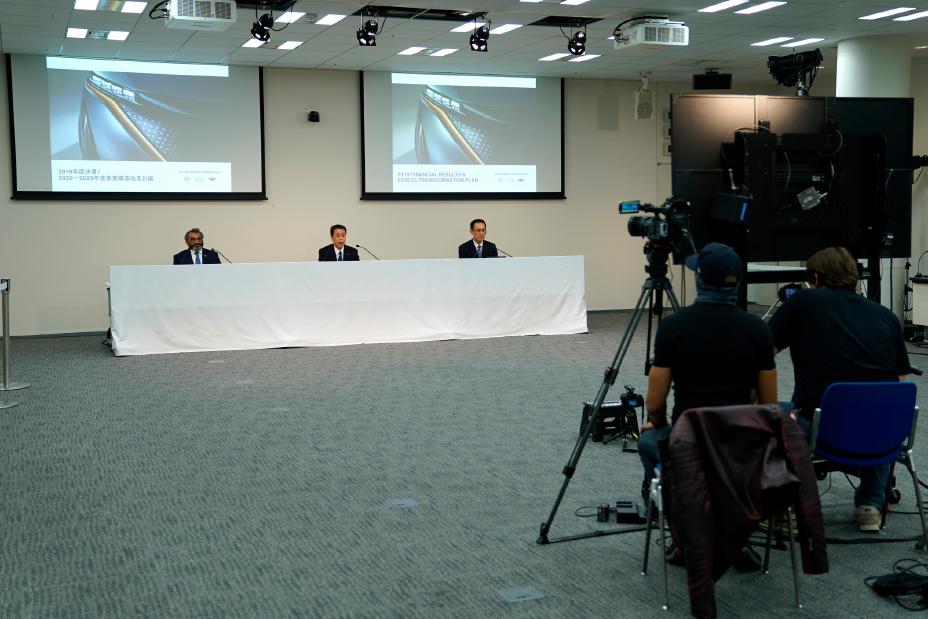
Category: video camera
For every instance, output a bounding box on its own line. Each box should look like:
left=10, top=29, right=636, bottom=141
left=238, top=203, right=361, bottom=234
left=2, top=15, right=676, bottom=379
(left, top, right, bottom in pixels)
left=618, top=196, right=696, bottom=262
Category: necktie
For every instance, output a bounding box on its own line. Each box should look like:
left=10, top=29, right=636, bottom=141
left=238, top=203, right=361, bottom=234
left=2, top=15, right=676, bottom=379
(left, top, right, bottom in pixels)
left=194, top=250, right=201, bottom=265
left=476, top=245, right=482, bottom=258
left=337, top=250, right=343, bottom=262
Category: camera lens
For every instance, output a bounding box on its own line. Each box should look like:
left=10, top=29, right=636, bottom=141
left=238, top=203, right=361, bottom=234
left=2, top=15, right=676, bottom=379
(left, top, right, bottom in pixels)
left=627, top=216, right=646, bottom=237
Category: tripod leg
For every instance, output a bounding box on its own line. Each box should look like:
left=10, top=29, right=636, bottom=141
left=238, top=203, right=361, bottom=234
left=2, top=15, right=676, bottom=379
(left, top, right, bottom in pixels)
left=538, top=283, right=656, bottom=544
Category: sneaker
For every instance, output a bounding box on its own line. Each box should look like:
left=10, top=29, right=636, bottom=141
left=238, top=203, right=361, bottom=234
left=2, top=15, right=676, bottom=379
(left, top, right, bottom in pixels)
left=854, top=505, right=881, bottom=532
left=665, top=543, right=685, bottom=566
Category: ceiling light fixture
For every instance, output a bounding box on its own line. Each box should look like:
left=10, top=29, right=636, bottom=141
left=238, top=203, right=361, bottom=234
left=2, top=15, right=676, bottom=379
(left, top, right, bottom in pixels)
left=275, top=11, right=305, bottom=24
left=469, top=18, right=491, bottom=52
left=66, top=28, right=88, bottom=38
left=782, top=37, right=824, bottom=47
left=121, top=1, right=147, bottom=13
left=734, top=1, right=787, bottom=14
left=429, top=48, right=458, bottom=57
left=859, top=7, right=915, bottom=20
left=107, top=30, right=129, bottom=41
left=357, top=17, right=381, bottom=46
left=539, top=52, right=571, bottom=61
left=568, top=53, right=600, bottom=62
left=751, top=36, right=793, bottom=46
left=489, top=24, right=523, bottom=35
left=398, top=46, right=426, bottom=55
left=566, top=28, right=587, bottom=55
left=74, top=0, right=97, bottom=9
left=894, top=10, right=928, bottom=20
left=277, top=41, right=303, bottom=50
left=699, top=0, right=749, bottom=12
left=315, top=14, right=346, bottom=26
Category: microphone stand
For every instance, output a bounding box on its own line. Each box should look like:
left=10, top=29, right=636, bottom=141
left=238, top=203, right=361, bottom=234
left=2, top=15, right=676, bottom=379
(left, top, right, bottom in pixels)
left=211, top=248, right=233, bottom=263
left=356, top=244, right=381, bottom=260
left=499, top=248, right=514, bottom=258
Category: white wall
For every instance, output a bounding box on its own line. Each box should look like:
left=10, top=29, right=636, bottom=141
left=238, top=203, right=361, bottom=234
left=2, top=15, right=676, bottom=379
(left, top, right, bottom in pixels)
left=0, top=60, right=921, bottom=336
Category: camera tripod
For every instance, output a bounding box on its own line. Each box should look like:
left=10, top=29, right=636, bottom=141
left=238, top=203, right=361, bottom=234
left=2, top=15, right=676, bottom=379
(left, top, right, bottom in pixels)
left=538, top=242, right=682, bottom=544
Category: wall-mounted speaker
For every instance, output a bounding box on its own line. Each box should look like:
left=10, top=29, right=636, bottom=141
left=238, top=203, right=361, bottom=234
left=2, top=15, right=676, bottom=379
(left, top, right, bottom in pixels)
left=634, top=90, right=654, bottom=120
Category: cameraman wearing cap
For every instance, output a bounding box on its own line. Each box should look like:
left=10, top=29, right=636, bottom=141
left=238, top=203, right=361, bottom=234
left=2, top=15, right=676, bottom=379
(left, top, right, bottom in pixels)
left=639, top=242, right=778, bottom=486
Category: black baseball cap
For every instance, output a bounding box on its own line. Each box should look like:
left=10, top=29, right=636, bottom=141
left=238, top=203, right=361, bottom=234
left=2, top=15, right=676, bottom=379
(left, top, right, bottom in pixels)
left=684, top=242, right=743, bottom=288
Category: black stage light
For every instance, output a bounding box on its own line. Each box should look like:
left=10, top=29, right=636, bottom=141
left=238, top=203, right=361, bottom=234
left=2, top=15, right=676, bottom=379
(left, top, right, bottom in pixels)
left=357, top=18, right=379, bottom=46
left=767, top=48, right=823, bottom=96
left=470, top=23, right=490, bottom=52
left=567, top=29, right=586, bottom=56
left=250, top=13, right=273, bottom=42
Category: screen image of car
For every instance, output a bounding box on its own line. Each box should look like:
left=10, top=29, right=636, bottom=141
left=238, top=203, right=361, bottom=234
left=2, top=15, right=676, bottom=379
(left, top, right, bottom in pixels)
left=79, top=71, right=219, bottom=162
left=414, top=85, right=539, bottom=165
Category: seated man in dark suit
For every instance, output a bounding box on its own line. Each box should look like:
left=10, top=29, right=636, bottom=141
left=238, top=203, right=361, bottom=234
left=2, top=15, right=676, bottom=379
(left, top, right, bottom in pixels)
left=458, top=219, right=499, bottom=258
left=319, top=224, right=359, bottom=262
left=173, top=228, right=220, bottom=265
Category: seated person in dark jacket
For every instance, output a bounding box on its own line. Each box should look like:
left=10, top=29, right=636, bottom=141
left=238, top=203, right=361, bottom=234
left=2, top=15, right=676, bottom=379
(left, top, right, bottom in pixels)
left=639, top=243, right=777, bottom=485
left=173, top=228, right=220, bottom=265
left=319, top=224, right=359, bottom=262
left=768, top=246, right=912, bottom=531
left=458, top=219, right=498, bottom=258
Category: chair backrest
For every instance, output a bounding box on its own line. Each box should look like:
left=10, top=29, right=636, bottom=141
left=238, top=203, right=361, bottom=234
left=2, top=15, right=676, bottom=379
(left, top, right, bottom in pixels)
left=811, top=382, right=918, bottom=468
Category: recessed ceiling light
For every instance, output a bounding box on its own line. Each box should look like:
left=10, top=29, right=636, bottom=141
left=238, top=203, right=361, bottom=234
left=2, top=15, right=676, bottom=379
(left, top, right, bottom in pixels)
left=429, top=48, right=458, bottom=56
left=568, top=54, right=600, bottom=62
left=539, top=52, right=571, bottom=61
left=74, top=0, right=97, bottom=9
left=275, top=11, right=305, bottom=24
left=278, top=41, right=303, bottom=50
left=916, top=45, right=928, bottom=49
left=450, top=23, right=477, bottom=33
left=699, top=0, right=749, bottom=12
left=859, top=7, right=915, bottom=20
left=121, top=1, right=147, bottom=13
left=894, top=10, right=928, bottom=20
left=398, top=46, right=427, bottom=55
left=315, top=14, right=346, bottom=26
left=782, top=37, right=824, bottom=47
left=242, top=39, right=265, bottom=48
left=561, top=0, right=591, bottom=5
left=751, top=36, right=793, bottom=46
left=735, top=1, right=787, bottom=15
left=66, top=28, right=88, bottom=39
left=489, top=24, right=523, bottom=34
left=107, top=30, right=129, bottom=41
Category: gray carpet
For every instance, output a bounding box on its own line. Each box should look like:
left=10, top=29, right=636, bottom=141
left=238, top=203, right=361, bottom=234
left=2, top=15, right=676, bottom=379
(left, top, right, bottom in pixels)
left=0, top=311, right=924, bottom=617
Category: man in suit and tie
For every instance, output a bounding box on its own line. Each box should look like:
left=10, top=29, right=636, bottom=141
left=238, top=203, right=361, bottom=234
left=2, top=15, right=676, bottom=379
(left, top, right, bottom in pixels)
left=319, top=224, right=360, bottom=262
left=173, top=228, right=221, bottom=265
left=458, top=219, right=499, bottom=259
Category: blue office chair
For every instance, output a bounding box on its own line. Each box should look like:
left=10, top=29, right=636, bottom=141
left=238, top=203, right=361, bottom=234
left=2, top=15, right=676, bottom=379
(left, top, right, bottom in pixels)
left=810, top=381, right=928, bottom=548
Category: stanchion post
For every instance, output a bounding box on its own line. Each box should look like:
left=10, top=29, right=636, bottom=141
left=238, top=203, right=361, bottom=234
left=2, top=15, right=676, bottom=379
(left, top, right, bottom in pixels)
left=0, top=278, right=30, bottom=396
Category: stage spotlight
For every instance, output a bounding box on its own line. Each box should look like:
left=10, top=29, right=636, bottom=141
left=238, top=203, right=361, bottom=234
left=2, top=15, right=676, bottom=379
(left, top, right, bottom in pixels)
left=567, top=29, right=586, bottom=55
left=250, top=13, right=273, bottom=42
left=470, top=23, right=490, bottom=52
left=767, top=48, right=823, bottom=96
left=356, top=18, right=379, bottom=46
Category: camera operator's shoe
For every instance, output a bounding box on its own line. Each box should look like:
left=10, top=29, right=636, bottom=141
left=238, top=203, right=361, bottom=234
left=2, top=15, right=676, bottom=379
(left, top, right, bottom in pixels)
left=664, top=543, right=685, bottom=566
left=854, top=505, right=881, bottom=532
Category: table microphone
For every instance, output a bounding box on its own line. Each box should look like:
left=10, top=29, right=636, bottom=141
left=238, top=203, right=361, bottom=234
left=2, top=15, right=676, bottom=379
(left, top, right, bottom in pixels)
left=211, top=248, right=233, bottom=263
left=499, top=248, right=514, bottom=258
left=356, top=244, right=381, bottom=260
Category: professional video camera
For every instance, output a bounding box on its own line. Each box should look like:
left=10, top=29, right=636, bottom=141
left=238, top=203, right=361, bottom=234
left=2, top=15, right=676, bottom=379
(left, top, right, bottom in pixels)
left=619, top=196, right=695, bottom=259
left=579, top=385, right=643, bottom=449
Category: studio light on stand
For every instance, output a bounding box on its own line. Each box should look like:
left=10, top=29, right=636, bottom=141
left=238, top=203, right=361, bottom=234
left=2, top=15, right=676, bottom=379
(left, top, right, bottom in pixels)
left=469, top=21, right=490, bottom=52
left=357, top=18, right=380, bottom=46
left=567, top=28, right=587, bottom=56
left=767, top=48, right=823, bottom=96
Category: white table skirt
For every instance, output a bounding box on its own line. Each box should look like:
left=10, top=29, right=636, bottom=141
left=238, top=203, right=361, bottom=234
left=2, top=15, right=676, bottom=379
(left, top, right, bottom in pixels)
left=109, top=256, right=588, bottom=356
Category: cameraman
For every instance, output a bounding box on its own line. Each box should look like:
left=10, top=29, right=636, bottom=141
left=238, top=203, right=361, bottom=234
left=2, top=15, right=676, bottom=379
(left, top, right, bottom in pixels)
left=768, top=246, right=912, bottom=531
left=639, top=243, right=777, bottom=484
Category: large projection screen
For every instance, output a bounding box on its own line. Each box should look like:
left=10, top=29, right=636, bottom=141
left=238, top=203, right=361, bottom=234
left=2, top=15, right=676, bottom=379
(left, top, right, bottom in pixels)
left=361, top=72, right=564, bottom=200
left=6, top=54, right=266, bottom=200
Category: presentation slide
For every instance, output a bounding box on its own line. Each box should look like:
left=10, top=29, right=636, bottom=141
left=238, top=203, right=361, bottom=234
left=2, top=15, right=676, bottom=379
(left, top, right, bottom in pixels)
left=7, top=55, right=265, bottom=199
left=362, top=72, right=563, bottom=199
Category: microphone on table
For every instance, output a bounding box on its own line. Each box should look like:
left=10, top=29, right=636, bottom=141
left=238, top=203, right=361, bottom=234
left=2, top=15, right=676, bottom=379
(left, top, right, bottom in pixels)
left=356, top=244, right=381, bottom=260
left=498, top=248, right=514, bottom=258
left=211, top=248, right=233, bottom=263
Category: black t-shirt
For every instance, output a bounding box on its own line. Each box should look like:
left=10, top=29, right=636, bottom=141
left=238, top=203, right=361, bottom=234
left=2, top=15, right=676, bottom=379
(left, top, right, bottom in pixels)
left=767, top=287, right=911, bottom=416
left=652, top=303, right=775, bottom=423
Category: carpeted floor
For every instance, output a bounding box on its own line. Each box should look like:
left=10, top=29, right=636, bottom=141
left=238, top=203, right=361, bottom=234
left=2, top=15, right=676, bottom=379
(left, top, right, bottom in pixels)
left=0, top=311, right=924, bottom=617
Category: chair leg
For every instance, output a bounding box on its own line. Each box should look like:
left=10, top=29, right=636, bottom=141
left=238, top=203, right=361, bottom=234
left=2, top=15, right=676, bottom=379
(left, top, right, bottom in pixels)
left=785, top=506, right=802, bottom=609
left=642, top=490, right=654, bottom=575
left=658, top=503, right=669, bottom=611
left=763, top=516, right=774, bottom=574
left=901, top=450, right=928, bottom=551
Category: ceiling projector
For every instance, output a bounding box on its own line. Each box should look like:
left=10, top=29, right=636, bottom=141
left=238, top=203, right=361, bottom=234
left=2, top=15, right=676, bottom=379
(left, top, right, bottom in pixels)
left=613, top=18, right=689, bottom=50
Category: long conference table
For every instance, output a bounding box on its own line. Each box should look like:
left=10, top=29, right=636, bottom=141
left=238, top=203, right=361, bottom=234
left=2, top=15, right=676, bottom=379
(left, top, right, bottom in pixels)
left=109, top=256, right=588, bottom=356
